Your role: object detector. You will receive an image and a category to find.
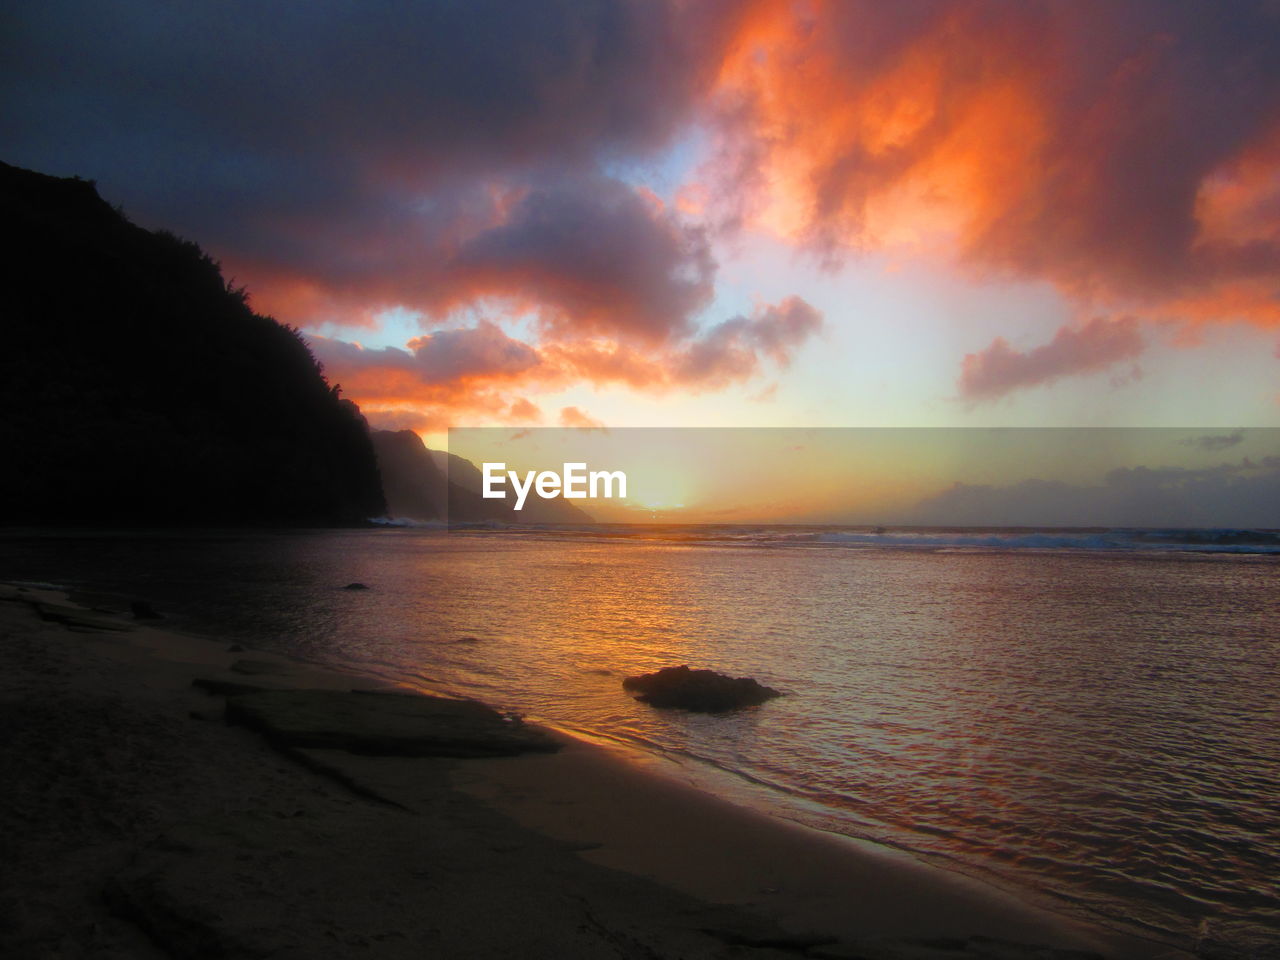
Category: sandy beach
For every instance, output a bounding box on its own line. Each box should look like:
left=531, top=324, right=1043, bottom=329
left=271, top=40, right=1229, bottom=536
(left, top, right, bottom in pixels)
left=0, top=583, right=1190, bottom=959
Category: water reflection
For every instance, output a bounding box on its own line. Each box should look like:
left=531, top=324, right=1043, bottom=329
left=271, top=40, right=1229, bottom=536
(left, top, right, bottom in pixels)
left=1, top=529, right=1277, bottom=954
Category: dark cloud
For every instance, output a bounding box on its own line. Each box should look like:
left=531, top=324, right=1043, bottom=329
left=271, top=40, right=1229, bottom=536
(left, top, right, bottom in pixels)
left=912, top=455, right=1280, bottom=527
left=1182, top=431, right=1245, bottom=452
left=451, top=177, right=716, bottom=343
left=1, top=1, right=727, bottom=336
left=2, top=0, right=713, bottom=203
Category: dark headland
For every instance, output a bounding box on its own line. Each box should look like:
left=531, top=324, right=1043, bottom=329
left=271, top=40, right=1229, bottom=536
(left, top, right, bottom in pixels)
left=0, top=162, right=384, bottom=527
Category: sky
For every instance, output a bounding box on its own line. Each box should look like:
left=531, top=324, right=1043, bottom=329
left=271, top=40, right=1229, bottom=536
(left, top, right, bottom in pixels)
left=450, top=427, right=1280, bottom=525
left=5, top=0, right=1280, bottom=448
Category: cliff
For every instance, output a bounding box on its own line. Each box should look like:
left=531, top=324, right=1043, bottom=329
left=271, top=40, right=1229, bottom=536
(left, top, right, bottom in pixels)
left=0, top=162, right=385, bottom=526
left=369, top=430, right=446, bottom=522
left=371, top=430, right=593, bottom=524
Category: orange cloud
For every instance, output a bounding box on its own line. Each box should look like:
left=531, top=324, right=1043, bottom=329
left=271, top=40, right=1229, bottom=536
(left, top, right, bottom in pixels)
left=708, top=1, right=1280, bottom=332
left=309, top=297, right=823, bottom=429
left=559, top=406, right=606, bottom=430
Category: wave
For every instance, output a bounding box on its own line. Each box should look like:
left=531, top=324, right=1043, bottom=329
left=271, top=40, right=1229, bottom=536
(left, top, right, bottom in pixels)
left=766, top=527, right=1280, bottom=554
left=367, top=516, right=448, bottom=529
left=489, top=524, right=1280, bottom=554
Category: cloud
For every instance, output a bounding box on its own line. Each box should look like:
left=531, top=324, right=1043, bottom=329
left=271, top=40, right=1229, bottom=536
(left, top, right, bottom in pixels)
left=206, top=174, right=720, bottom=346
left=507, top=398, right=543, bottom=423
left=407, top=324, right=542, bottom=382
left=1, top=2, right=729, bottom=342
left=674, top=296, right=824, bottom=387
left=1182, top=431, right=1244, bottom=452
left=559, top=406, right=606, bottom=430
left=449, top=177, right=716, bottom=343
left=545, top=296, right=824, bottom=391
left=708, top=1, right=1280, bottom=326
left=306, top=324, right=545, bottom=430
left=308, top=296, right=822, bottom=427
left=958, top=316, right=1145, bottom=401
left=2, top=1, right=715, bottom=217
left=912, top=455, right=1280, bottom=527
left=312, top=322, right=540, bottom=388
left=13, top=0, right=1280, bottom=413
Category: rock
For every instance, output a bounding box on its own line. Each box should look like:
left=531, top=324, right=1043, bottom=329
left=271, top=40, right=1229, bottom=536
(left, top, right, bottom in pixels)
left=130, top=600, right=163, bottom=619
left=227, top=643, right=245, bottom=653
left=622, top=665, right=782, bottom=713
left=224, top=688, right=561, bottom=757
left=33, top=601, right=133, bottom=632
left=343, top=582, right=370, bottom=590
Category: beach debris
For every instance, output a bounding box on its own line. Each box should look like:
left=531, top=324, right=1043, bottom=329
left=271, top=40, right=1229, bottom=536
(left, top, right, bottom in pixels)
left=130, top=600, right=163, bottom=619
left=223, top=688, right=561, bottom=757
left=342, top=582, right=371, bottom=590
left=622, top=665, right=782, bottom=713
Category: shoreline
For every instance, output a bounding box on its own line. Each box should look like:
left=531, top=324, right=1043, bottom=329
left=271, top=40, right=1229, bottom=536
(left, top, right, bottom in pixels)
left=0, top=582, right=1190, bottom=959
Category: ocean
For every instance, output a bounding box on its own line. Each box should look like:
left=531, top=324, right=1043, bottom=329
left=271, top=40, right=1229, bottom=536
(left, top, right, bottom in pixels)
left=3, top=526, right=1277, bottom=956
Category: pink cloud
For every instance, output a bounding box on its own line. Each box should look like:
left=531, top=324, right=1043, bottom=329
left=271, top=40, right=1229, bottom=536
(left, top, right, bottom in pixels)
left=958, top=316, right=1145, bottom=401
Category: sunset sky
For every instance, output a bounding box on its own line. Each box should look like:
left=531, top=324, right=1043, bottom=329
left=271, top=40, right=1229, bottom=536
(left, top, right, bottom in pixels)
left=450, top=427, right=1280, bottom=525
left=6, top=1, right=1280, bottom=445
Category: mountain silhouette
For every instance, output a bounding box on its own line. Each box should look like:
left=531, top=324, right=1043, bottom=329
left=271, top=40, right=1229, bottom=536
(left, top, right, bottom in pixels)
left=0, top=161, right=385, bottom=525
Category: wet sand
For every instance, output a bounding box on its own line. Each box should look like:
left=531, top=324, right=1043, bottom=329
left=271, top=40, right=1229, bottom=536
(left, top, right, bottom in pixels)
left=0, top=583, right=1188, bottom=959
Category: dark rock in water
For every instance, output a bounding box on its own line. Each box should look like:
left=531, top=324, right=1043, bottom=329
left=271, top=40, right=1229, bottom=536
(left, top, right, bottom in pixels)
left=131, top=600, right=163, bottom=619
left=227, top=643, right=245, bottom=653
left=224, top=688, right=560, bottom=757
left=622, top=665, right=782, bottom=713
left=343, top=582, right=370, bottom=590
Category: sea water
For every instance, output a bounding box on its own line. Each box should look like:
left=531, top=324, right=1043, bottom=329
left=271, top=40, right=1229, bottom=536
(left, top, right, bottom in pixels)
left=3, top=526, right=1277, bottom=956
